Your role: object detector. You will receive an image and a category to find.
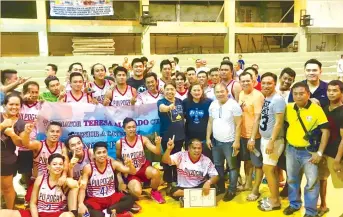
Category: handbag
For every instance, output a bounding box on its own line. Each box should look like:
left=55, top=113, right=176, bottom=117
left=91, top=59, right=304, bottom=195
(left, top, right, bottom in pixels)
left=296, top=109, right=321, bottom=152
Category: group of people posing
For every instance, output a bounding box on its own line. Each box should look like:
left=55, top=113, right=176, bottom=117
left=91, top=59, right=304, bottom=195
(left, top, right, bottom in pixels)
left=0, top=56, right=343, bottom=217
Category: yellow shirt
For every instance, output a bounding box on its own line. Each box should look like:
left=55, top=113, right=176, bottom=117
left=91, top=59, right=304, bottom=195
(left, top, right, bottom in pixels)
left=285, top=101, right=328, bottom=147
left=239, top=89, right=264, bottom=139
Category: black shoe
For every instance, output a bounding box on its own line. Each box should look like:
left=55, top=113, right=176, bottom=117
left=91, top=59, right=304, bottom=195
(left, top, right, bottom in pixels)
left=283, top=206, right=300, bottom=215
left=223, top=191, right=236, bottom=202
left=216, top=187, right=225, bottom=196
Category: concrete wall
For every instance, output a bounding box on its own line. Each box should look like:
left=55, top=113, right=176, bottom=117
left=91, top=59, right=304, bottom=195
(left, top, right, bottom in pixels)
left=307, top=0, right=343, bottom=28
left=180, top=3, right=224, bottom=22
left=1, top=33, right=39, bottom=56
left=307, top=34, right=342, bottom=52
left=150, top=34, right=224, bottom=54
left=150, top=2, right=176, bottom=21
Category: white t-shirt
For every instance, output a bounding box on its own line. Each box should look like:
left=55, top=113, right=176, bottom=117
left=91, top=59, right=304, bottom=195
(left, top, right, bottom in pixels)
left=276, top=84, right=290, bottom=103
left=209, top=99, right=242, bottom=142
left=170, top=151, right=218, bottom=188
left=337, top=59, right=343, bottom=73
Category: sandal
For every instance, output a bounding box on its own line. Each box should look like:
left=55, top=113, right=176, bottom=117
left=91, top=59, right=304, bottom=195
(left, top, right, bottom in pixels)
left=246, top=193, right=261, bottom=201
left=258, top=197, right=270, bottom=205
left=318, top=208, right=330, bottom=217
left=258, top=200, right=281, bottom=212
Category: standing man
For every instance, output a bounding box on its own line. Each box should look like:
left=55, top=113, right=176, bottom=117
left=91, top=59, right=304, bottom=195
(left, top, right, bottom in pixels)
left=318, top=80, right=343, bottom=216
left=40, top=76, right=62, bottom=102
left=186, top=67, right=198, bottom=86
left=197, top=71, right=211, bottom=97
left=289, top=59, right=329, bottom=107
left=175, top=73, right=188, bottom=100
left=78, top=142, right=136, bottom=217
left=158, top=59, right=173, bottom=91
left=207, top=67, right=221, bottom=100
left=206, top=83, right=242, bottom=201
left=45, top=63, right=58, bottom=77
left=60, top=72, right=92, bottom=103
left=127, top=58, right=146, bottom=93
left=283, top=82, right=329, bottom=217
left=276, top=67, right=296, bottom=103
left=220, top=61, right=242, bottom=101
left=19, top=81, right=42, bottom=187
left=244, top=67, right=261, bottom=91
left=89, top=63, right=114, bottom=104
left=337, top=55, right=343, bottom=81
left=257, top=72, right=286, bottom=212
left=104, top=67, right=138, bottom=107
left=137, top=73, right=163, bottom=105
left=65, top=62, right=84, bottom=91
left=1, top=69, right=28, bottom=95
left=238, top=72, right=264, bottom=201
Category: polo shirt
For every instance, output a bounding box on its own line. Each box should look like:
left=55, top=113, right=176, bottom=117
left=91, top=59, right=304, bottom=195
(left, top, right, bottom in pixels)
left=39, top=92, right=58, bottom=102
left=288, top=80, right=328, bottom=107
left=285, top=101, right=329, bottom=147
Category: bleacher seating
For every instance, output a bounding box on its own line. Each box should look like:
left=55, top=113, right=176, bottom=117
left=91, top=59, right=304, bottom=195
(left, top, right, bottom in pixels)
left=0, top=52, right=341, bottom=92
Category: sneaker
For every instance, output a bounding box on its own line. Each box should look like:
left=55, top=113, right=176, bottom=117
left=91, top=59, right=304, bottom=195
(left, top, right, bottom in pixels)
left=130, top=202, right=141, bottom=213
left=116, top=211, right=133, bottom=217
left=216, top=188, right=225, bottom=196
left=151, top=190, right=165, bottom=204
left=283, top=206, right=300, bottom=215
left=223, top=191, right=236, bottom=202
left=179, top=197, right=184, bottom=208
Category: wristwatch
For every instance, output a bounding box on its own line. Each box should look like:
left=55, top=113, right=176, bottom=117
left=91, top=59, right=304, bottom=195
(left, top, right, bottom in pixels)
left=317, top=151, right=323, bottom=157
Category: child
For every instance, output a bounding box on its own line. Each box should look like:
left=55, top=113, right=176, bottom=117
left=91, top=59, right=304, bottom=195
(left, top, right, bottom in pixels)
left=238, top=54, right=245, bottom=70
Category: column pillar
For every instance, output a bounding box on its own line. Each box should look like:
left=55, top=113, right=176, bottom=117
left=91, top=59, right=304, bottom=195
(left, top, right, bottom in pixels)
left=36, top=0, right=49, bottom=56
left=140, top=0, right=151, bottom=56
left=224, top=0, right=235, bottom=54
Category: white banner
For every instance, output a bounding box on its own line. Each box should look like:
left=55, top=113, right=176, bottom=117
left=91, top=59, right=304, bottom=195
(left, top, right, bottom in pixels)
left=50, top=0, right=114, bottom=17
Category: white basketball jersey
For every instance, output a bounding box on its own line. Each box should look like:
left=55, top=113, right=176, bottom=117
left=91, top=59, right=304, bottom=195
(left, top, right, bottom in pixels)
left=225, top=80, right=236, bottom=100
left=110, top=85, right=133, bottom=107
left=137, top=90, right=163, bottom=105
left=86, top=159, right=116, bottom=198
left=20, top=102, right=42, bottom=149
left=170, top=151, right=218, bottom=188
left=65, top=91, right=89, bottom=103
left=37, top=174, right=67, bottom=213
left=175, top=89, right=188, bottom=101
left=72, top=149, right=91, bottom=180
left=120, top=135, right=146, bottom=171
left=33, top=141, right=63, bottom=177
left=157, top=78, right=166, bottom=90
left=65, top=82, right=86, bottom=91
left=90, top=80, right=112, bottom=104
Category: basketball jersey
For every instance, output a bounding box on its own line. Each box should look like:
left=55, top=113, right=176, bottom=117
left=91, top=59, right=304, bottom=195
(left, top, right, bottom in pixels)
left=170, top=151, right=218, bottom=188
left=225, top=80, right=236, bottom=100
left=137, top=90, right=163, bottom=105
left=65, top=91, right=89, bottom=103
left=110, top=85, right=134, bottom=107
left=157, top=78, right=166, bottom=90
left=90, top=80, right=112, bottom=104
left=86, top=159, right=116, bottom=198
left=120, top=135, right=146, bottom=171
left=72, top=149, right=91, bottom=180
left=20, top=102, right=42, bottom=150
left=33, top=141, right=63, bottom=177
left=175, top=89, right=188, bottom=100
left=37, top=174, right=67, bottom=213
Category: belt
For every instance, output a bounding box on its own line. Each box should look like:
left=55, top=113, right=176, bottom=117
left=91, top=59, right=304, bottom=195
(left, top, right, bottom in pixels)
left=288, top=144, right=307, bottom=150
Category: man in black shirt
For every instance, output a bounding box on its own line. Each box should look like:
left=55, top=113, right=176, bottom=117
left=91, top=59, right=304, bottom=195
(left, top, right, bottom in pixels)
left=127, top=58, right=147, bottom=93
left=319, top=80, right=343, bottom=217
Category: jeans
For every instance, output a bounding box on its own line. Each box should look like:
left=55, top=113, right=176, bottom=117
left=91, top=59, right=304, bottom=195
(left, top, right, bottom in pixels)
left=286, top=144, right=319, bottom=216
left=212, top=139, right=238, bottom=193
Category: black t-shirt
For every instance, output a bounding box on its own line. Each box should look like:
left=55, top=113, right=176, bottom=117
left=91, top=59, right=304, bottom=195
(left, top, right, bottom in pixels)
left=0, top=114, right=26, bottom=165
left=127, top=77, right=146, bottom=93
left=183, top=98, right=212, bottom=141
left=323, top=105, right=343, bottom=158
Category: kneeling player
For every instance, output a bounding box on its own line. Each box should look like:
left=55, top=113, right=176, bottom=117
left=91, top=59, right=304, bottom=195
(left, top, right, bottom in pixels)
left=162, top=138, right=219, bottom=206
left=78, top=142, right=136, bottom=217
left=0, top=153, right=79, bottom=217
left=116, top=118, right=165, bottom=204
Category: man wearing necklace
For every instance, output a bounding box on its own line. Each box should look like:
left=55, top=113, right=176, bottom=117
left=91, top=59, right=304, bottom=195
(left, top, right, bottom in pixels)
left=89, top=63, right=114, bottom=105
left=317, top=80, right=343, bottom=217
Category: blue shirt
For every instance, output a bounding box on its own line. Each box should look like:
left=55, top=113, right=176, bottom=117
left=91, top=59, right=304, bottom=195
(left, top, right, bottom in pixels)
left=157, top=97, right=185, bottom=141
left=183, top=98, right=212, bottom=141
left=288, top=80, right=329, bottom=108
left=0, top=91, right=4, bottom=105
left=238, top=59, right=245, bottom=69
